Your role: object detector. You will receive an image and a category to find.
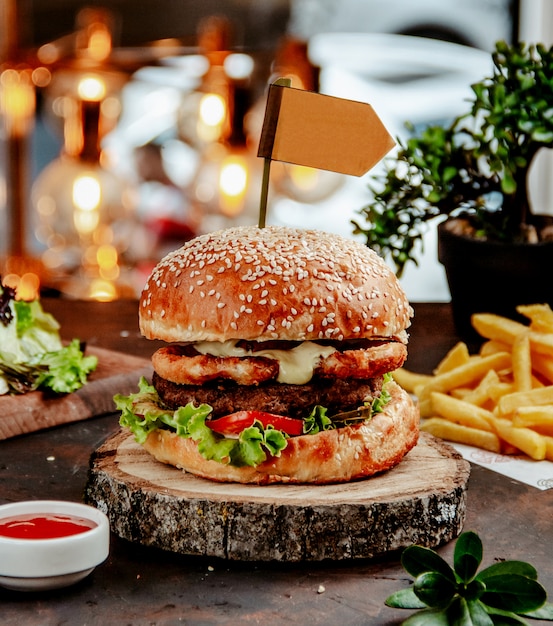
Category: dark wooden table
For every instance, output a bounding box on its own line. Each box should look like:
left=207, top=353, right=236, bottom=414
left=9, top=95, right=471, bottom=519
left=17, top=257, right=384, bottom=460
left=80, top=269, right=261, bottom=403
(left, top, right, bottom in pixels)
left=2, top=300, right=552, bottom=625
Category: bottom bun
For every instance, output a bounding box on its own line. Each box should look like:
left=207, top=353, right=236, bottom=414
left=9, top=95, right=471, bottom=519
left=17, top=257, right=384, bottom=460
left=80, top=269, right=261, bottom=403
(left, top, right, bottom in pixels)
left=142, top=381, right=419, bottom=485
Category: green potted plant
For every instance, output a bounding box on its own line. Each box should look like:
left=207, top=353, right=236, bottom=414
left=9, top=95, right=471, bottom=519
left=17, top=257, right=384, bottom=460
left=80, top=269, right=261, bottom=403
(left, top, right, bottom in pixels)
left=352, top=40, right=553, bottom=341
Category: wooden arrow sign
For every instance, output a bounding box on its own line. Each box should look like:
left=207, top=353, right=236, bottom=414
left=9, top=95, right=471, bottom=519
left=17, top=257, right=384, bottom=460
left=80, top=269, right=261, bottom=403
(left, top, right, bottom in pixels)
left=258, top=81, right=395, bottom=177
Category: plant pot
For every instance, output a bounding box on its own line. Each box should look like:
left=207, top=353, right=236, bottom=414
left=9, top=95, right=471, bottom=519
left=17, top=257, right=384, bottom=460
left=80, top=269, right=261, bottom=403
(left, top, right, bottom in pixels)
left=437, top=219, right=553, bottom=344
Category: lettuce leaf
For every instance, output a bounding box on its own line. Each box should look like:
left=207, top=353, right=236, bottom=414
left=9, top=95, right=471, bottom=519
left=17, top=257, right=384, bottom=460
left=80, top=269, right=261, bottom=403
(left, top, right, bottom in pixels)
left=303, top=405, right=334, bottom=435
left=0, top=298, right=62, bottom=364
left=0, top=286, right=97, bottom=395
left=372, top=372, right=392, bottom=413
left=35, top=339, right=98, bottom=394
left=0, top=339, right=98, bottom=394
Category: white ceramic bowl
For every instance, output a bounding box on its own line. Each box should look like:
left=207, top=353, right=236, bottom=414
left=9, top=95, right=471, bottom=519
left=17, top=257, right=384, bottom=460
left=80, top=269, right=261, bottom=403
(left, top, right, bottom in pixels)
left=0, top=500, right=110, bottom=592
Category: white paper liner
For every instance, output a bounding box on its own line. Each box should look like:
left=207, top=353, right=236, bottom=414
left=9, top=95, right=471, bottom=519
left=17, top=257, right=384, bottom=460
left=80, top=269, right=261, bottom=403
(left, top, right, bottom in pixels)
left=451, top=443, right=553, bottom=490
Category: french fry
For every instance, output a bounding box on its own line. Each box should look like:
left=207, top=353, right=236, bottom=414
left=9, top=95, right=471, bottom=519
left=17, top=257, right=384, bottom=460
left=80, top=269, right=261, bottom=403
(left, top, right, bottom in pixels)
left=421, top=417, right=501, bottom=453
left=497, top=386, right=553, bottom=416
left=417, top=396, right=434, bottom=419
left=491, top=417, right=547, bottom=460
left=529, top=353, right=553, bottom=384
left=487, top=381, right=515, bottom=404
left=512, top=331, right=532, bottom=392
left=433, top=342, right=470, bottom=375
left=430, top=392, right=494, bottom=432
left=418, top=352, right=512, bottom=397
left=517, top=303, right=553, bottom=333
left=461, top=369, right=500, bottom=406
left=450, top=387, right=475, bottom=400
left=392, top=368, right=432, bottom=394
left=472, top=312, right=553, bottom=357
left=479, top=340, right=511, bottom=357
left=471, top=313, right=528, bottom=346
left=543, top=434, right=553, bottom=461
left=512, top=406, right=553, bottom=433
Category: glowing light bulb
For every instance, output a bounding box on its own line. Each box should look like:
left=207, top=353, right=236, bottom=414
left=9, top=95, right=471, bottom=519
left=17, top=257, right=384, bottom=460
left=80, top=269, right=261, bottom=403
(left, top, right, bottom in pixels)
left=72, top=174, right=102, bottom=234
left=87, top=25, right=112, bottom=62
left=77, top=76, right=106, bottom=102
left=197, top=93, right=226, bottom=142
left=199, top=93, right=226, bottom=126
left=218, top=155, right=248, bottom=216
left=88, top=278, right=117, bottom=301
left=97, top=243, right=119, bottom=280
left=0, top=69, right=36, bottom=137
left=72, top=174, right=101, bottom=211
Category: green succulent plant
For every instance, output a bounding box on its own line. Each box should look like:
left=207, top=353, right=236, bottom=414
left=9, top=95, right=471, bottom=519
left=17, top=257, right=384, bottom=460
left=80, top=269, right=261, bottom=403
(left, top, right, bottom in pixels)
left=353, top=40, right=553, bottom=277
left=386, top=531, right=553, bottom=625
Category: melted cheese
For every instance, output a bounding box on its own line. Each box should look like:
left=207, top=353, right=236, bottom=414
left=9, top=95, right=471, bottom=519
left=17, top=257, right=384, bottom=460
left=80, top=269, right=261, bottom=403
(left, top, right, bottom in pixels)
left=194, top=340, right=336, bottom=384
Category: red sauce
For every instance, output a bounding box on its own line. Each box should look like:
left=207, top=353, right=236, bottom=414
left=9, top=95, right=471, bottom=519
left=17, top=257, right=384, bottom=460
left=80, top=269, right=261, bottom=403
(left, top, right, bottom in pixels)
left=0, top=513, right=97, bottom=539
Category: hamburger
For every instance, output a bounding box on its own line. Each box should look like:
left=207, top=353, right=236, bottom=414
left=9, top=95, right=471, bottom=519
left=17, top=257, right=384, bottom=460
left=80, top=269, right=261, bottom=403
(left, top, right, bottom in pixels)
left=116, top=225, right=419, bottom=484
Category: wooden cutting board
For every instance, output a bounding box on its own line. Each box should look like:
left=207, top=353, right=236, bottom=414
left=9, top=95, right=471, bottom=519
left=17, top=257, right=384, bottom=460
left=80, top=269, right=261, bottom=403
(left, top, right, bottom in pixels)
left=0, top=347, right=151, bottom=440
left=85, top=430, right=470, bottom=562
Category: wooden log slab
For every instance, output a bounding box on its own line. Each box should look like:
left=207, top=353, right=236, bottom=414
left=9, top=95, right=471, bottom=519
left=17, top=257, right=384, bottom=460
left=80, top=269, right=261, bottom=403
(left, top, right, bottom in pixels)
left=85, top=430, right=470, bottom=562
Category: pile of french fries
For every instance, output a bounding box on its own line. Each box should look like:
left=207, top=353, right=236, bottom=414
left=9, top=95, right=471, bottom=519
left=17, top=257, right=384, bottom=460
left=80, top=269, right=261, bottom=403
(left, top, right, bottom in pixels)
left=394, top=304, right=553, bottom=461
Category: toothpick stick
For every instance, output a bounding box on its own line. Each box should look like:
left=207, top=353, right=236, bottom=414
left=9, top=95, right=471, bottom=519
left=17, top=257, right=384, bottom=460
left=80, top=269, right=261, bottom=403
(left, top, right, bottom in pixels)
left=257, top=78, right=291, bottom=229
left=258, top=158, right=271, bottom=228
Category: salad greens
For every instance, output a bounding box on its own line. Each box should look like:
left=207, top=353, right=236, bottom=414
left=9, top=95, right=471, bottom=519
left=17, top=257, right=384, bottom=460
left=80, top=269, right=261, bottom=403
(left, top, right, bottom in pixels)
left=386, top=531, right=553, bottom=625
left=115, top=374, right=393, bottom=468
left=0, top=282, right=97, bottom=395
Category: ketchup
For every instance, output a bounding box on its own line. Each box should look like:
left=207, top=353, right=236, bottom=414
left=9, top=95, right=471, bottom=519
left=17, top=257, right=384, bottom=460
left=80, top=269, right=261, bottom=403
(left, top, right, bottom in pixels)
left=0, top=513, right=97, bottom=539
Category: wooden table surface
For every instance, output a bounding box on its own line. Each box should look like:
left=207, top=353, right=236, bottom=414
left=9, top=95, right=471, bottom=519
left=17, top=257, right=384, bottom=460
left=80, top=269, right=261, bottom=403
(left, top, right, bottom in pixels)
left=2, top=299, right=552, bottom=625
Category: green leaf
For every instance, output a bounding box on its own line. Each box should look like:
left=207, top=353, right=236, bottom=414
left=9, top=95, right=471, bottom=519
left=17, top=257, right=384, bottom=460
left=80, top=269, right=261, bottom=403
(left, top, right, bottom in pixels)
left=465, top=599, right=495, bottom=626
left=501, top=171, right=517, bottom=195
left=0, top=298, right=62, bottom=367
left=229, top=425, right=267, bottom=467
left=403, top=608, right=451, bottom=626
left=477, top=561, right=538, bottom=583
left=414, top=572, right=456, bottom=609
left=464, top=579, right=487, bottom=602
left=522, top=601, right=553, bottom=620
left=485, top=606, right=531, bottom=625
left=303, top=405, right=333, bottom=434
left=531, top=129, right=553, bottom=143
left=481, top=574, right=546, bottom=613
left=455, top=532, right=483, bottom=583
left=402, top=545, right=456, bottom=582
left=446, top=597, right=495, bottom=626
left=35, top=339, right=98, bottom=394
left=385, top=587, right=427, bottom=609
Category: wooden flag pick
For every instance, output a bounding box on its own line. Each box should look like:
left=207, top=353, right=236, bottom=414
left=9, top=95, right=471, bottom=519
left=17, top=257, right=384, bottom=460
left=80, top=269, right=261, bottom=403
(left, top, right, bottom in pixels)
left=257, top=79, right=395, bottom=227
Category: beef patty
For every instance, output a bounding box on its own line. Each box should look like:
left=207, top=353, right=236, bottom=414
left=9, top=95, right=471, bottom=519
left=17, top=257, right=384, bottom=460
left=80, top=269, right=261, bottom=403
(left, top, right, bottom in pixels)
left=152, top=371, right=384, bottom=419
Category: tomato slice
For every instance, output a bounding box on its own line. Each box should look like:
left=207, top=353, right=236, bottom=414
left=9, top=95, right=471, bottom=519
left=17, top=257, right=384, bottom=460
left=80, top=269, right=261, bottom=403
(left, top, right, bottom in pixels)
left=208, top=410, right=304, bottom=437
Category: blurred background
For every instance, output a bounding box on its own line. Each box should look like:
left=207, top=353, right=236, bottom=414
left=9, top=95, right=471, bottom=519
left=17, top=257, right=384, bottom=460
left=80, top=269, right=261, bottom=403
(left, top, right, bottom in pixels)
left=0, top=0, right=550, bottom=302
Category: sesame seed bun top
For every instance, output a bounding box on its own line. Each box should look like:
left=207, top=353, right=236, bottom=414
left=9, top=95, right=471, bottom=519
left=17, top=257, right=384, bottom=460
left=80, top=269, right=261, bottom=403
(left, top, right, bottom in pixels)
left=139, top=225, right=413, bottom=344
